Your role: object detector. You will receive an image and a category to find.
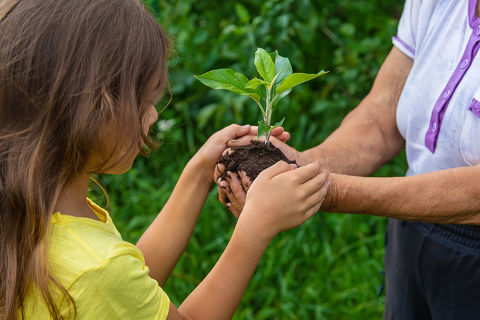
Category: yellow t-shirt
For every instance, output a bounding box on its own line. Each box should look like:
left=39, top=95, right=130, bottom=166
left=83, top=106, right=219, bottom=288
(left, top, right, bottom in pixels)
left=19, top=199, right=170, bottom=319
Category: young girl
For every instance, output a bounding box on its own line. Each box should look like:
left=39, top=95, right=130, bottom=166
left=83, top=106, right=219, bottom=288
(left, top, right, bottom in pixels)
left=0, top=0, right=330, bottom=319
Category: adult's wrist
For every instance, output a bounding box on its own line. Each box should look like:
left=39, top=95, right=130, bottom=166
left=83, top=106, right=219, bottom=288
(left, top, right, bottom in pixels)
left=299, top=147, right=326, bottom=166
left=321, top=173, right=342, bottom=212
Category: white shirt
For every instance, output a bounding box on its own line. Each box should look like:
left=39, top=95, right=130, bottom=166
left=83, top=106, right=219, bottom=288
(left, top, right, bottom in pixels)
left=394, top=0, right=480, bottom=176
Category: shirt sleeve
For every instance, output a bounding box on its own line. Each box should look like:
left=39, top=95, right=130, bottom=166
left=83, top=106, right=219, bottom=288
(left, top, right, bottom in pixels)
left=67, top=253, right=170, bottom=320
left=392, top=0, right=422, bottom=59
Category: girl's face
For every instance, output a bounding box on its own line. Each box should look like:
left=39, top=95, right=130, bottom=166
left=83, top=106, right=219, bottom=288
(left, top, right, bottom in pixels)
left=88, top=104, right=159, bottom=175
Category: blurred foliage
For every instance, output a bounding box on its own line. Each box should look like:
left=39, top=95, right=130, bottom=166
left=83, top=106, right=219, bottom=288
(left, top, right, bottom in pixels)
left=93, top=0, right=407, bottom=319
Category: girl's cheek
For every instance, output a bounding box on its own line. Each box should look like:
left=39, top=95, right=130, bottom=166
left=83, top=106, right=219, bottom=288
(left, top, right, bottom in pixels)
left=142, top=105, right=158, bottom=134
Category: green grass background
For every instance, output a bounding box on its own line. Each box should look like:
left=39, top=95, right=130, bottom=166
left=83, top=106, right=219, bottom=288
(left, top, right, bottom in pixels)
left=93, top=1, right=407, bottom=318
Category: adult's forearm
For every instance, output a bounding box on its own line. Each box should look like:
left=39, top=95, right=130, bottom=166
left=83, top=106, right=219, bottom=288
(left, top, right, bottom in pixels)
left=325, top=166, right=480, bottom=225
left=302, top=98, right=405, bottom=176
left=301, top=47, right=411, bottom=176
left=137, top=160, right=212, bottom=285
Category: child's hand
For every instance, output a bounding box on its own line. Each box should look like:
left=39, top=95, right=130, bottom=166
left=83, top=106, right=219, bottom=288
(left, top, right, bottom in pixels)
left=190, top=124, right=289, bottom=181
left=236, top=161, right=330, bottom=245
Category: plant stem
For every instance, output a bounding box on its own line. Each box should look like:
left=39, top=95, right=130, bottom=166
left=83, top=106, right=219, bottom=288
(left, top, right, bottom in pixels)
left=250, top=97, right=266, bottom=120
left=264, top=85, right=272, bottom=146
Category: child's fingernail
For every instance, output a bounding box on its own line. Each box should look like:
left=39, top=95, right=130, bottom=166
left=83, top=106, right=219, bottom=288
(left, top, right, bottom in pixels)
left=328, top=180, right=332, bottom=186
left=289, top=164, right=297, bottom=169
left=242, top=124, right=250, bottom=129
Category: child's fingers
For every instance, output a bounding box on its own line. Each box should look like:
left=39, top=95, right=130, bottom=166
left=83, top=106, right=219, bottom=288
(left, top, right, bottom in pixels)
left=226, top=203, right=241, bottom=218
left=303, top=181, right=330, bottom=213
left=303, top=201, right=323, bottom=220
left=224, top=183, right=244, bottom=216
left=225, top=172, right=246, bottom=206
left=238, top=171, right=252, bottom=191
left=301, top=169, right=329, bottom=197
left=217, top=179, right=230, bottom=205
left=214, top=163, right=225, bottom=183
left=248, top=126, right=286, bottom=137
left=284, top=161, right=322, bottom=184
left=270, top=126, right=285, bottom=137
left=227, top=135, right=257, bottom=148
left=223, top=182, right=237, bottom=202
left=259, top=160, right=294, bottom=180
left=221, top=124, right=251, bottom=141
left=222, top=148, right=234, bottom=157
left=278, top=131, right=290, bottom=143
left=227, top=127, right=289, bottom=148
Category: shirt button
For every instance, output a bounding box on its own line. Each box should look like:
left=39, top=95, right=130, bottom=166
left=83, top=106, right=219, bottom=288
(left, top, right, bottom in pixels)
left=432, top=122, right=438, bottom=133
left=476, top=25, right=480, bottom=35
left=461, top=59, right=469, bottom=69
left=443, top=89, right=451, bottom=99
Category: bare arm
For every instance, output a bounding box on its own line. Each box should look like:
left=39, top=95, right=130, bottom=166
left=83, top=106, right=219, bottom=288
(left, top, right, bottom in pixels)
left=164, top=161, right=329, bottom=319
left=301, top=46, right=411, bottom=175
left=136, top=160, right=211, bottom=286
left=325, top=163, right=480, bottom=225
left=136, top=126, right=290, bottom=285
left=218, top=47, right=413, bottom=215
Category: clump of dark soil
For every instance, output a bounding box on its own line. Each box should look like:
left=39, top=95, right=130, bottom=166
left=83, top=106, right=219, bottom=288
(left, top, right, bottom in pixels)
left=217, top=140, right=297, bottom=182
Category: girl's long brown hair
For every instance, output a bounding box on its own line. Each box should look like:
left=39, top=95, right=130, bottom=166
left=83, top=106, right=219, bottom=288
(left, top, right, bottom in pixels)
left=0, top=0, right=169, bottom=319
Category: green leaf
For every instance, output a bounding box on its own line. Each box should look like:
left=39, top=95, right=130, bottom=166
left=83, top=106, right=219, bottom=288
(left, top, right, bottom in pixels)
left=194, top=68, right=249, bottom=94
left=234, top=3, right=250, bottom=23
left=276, top=71, right=328, bottom=96
left=268, top=51, right=277, bottom=63
left=245, top=77, right=269, bottom=90
left=254, top=48, right=275, bottom=82
left=258, top=119, right=271, bottom=139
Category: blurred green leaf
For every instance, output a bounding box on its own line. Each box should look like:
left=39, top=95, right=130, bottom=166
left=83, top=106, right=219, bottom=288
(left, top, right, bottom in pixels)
left=235, top=3, right=250, bottom=24
left=108, top=1, right=407, bottom=318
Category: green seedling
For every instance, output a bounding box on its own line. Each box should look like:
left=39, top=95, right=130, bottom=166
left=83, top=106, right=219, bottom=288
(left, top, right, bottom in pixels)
left=194, top=48, right=328, bottom=145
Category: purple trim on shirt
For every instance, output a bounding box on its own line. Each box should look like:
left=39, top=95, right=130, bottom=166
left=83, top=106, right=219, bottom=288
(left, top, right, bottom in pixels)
left=468, top=98, right=480, bottom=118
left=469, top=0, right=480, bottom=28
left=392, top=36, right=415, bottom=56
left=425, top=34, right=480, bottom=152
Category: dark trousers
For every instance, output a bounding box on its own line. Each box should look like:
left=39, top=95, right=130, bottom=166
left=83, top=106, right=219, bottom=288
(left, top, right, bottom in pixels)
left=384, top=219, right=480, bottom=320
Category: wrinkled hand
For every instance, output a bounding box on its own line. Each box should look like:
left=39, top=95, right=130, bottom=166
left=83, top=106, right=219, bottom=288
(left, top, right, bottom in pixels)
left=235, top=161, right=330, bottom=243
left=215, top=135, right=309, bottom=217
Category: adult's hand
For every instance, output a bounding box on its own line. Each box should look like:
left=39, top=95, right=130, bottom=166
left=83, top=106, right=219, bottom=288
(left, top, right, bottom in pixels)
left=214, top=135, right=315, bottom=217
left=190, top=124, right=286, bottom=182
